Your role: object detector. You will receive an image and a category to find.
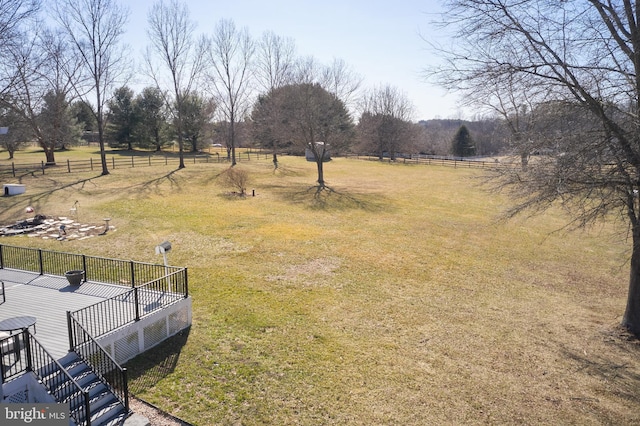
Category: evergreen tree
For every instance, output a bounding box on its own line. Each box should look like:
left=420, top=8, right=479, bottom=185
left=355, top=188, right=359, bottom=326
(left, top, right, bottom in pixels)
left=107, top=86, right=138, bottom=150
left=451, top=125, right=475, bottom=157
left=134, top=87, right=169, bottom=151
left=37, top=91, right=81, bottom=153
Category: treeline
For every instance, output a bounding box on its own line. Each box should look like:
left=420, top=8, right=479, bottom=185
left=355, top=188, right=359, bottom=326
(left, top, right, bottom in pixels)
left=0, top=0, right=512, bottom=179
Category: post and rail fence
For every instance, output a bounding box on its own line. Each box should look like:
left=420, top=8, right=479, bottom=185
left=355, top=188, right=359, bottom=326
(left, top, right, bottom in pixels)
left=0, top=151, right=273, bottom=178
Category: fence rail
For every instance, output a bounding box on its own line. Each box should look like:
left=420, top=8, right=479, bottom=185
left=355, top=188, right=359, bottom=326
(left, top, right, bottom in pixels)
left=349, top=154, right=505, bottom=169
left=0, top=151, right=273, bottom=178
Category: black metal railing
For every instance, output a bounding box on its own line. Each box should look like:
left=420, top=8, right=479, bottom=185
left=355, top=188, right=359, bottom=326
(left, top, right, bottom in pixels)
left=0, top=330, right=91, bottom=426
left=70, top=267, right=188, bottom=339
left=67, top=314, right=129, bottom=414
left=0, top=243, right=187, bottom=288
left=0, top=331, right=29, bottom=382
left=70, top=290, right=137, bottom=339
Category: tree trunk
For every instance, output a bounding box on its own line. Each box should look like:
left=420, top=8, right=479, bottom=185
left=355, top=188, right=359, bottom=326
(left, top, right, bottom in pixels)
left=316, top=159, right=325, bottom=188
left=622, top=223, right=640, bottom=335
left=521, top=152, right=529, bottom=171
left=177, top=124, right=185, bottom=169
left=96, top=112, right=109, bottom=176
left=44, top=146, right=55, bottom=164
left=230, top=119, right=237, bottom=166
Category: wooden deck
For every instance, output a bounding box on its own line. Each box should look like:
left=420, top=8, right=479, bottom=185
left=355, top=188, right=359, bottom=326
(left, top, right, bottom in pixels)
left=0, top=268, right=130, bottom=360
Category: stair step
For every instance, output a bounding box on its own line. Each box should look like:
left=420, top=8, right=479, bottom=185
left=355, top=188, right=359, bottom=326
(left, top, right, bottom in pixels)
left=97, top=409, right=129, bottom=426
left=90, top=399, right=127, bottom=426
left=39, top=352, right=130, bottom=426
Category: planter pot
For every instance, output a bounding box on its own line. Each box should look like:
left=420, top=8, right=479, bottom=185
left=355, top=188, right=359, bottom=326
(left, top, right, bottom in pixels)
left=65, top=270, right=85, bottom=286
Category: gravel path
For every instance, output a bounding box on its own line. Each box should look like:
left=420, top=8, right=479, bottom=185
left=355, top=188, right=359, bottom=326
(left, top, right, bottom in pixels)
left=129, top=397, right=191, bottom=426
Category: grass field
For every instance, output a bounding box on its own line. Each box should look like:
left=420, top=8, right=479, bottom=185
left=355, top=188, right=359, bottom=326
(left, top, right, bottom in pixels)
left=1, top=147, right=639, bottom=425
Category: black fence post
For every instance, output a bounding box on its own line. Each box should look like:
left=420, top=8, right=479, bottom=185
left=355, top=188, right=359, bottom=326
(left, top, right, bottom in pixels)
left=0, top=244, right=3, bottom=269
left=129, top=261, right=135, bottom=288
left=66, top=311, right=74, bottom=352
left=24, top=330, right=33, bottom=372
left=134, top=287, right=140, bottom=322
left=38, top=249, right=43, bottom=275
left=67, top=159, right=71, bottom=173
left=82, top=255, right=87, bottom=283
left=123, top=368, right=130, bottom=411
left=83, top=393, right=91, bottom=426
left=90, top=158, right=93, bottom=170
left=11, top=162, right=15, bottom=177
left=184, top=267, right=189, bottom=298
left=130, top=261, right=140, bottom=321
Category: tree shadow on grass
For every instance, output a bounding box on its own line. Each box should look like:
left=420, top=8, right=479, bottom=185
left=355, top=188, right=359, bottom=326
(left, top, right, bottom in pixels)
left=1, top=170, right=185, bottom=218
left=126, top=327, right=191, bottom=395
left=557, top=327, right=640, bottom=409
left=267, top=183, right=392, bottom=212
left=0, top=175, right=105, bottom=216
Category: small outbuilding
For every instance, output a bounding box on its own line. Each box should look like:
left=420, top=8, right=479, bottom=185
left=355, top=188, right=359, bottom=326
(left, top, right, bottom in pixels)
left=3, top=184, right=25, bottom=196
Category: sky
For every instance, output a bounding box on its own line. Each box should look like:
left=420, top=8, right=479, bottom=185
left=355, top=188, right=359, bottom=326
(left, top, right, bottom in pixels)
left=124, top=0, right=464, bottom=121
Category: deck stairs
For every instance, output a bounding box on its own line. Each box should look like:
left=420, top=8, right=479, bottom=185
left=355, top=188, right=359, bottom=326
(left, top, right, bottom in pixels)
left=39, top=352, right=128, bottom=426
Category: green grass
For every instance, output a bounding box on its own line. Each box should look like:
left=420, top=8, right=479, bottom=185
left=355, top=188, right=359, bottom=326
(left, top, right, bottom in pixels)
left=1, top=147, right=638, bottom=424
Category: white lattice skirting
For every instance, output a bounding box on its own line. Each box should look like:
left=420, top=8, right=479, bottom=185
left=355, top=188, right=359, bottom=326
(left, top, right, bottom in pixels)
left=98, top=297, right=192, bottom=365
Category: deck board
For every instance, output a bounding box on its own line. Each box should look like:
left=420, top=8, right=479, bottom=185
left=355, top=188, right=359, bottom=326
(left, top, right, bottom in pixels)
left=0, top=269, right=131, bottom=360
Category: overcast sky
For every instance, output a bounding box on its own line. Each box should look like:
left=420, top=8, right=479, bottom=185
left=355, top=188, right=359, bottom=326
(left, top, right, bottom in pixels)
left=125, top=0, right=464, bottom=121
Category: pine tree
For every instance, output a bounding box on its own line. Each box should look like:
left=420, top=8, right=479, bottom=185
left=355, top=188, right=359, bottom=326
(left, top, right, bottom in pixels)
left=451, top=125, right=475, bottom=157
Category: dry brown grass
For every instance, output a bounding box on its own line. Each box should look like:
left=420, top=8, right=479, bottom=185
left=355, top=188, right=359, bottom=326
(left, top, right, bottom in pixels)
left=1, top=148, right=639, bottom=425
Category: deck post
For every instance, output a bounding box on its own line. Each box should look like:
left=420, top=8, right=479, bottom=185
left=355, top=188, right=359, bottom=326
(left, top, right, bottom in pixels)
left=130, top=261, right=135, bottom=288
left=184, top=268, right=189, bottom=298
left=24, top=330, right=33, bottom=372
left=38, top=249, right=43, bottom=275
left=66, top=311, right=74, bottom=352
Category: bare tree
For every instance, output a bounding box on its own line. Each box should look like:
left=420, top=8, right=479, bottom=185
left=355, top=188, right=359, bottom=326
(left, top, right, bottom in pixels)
left=146, top=0, right=206, bottom=169
left=255, top=31, right=296, bottom=93
left=1, top=27, right=82, bottom=164
left=0, top=106, right=32, bottom=159
left=207, top=19, right=255, bottom=166
left=55, top=0, right=130, bottom=175
left=251, top=83, right=354, bottom=189
left=321, top=58, right=363, bottom=111
left=254, top=31, right=297, bottom=168
left=432, top=0, right=640, bottom=334
left=357, top=84, right=416, bottom=160
left=0, top=0, right=40, bottom=51
left=292, top=56, right=363, bottom=110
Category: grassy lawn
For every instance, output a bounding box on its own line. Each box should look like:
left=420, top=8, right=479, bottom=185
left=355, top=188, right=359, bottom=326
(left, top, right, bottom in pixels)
left=1, top=147, right=639, bottom=424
